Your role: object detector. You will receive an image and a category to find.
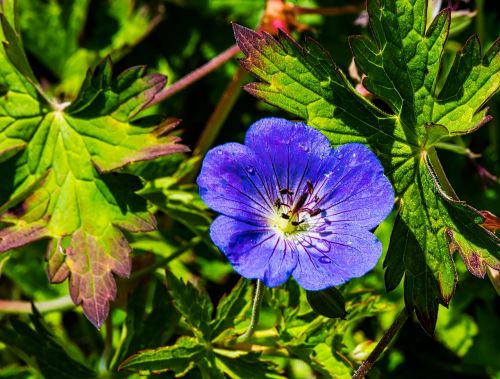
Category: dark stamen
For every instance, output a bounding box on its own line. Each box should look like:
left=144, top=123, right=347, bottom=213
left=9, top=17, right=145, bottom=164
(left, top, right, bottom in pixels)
left=309, top=208, right=322, bottom=217
left=274, top=198, right=282, bottom=207
left=281, top=213, right=290, bottom=219
left=280, top=188, right=294, bottom=195
left=307, top=180, right=314, bottom=195
left=292, top=220, right=305, bottom=226
left=313, top=195, right=319, bottom=202
left=293, top=192, right=308, bottom=214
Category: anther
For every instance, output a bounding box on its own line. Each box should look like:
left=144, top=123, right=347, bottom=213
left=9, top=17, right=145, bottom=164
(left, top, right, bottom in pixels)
left=292, top=220, right=305, bottom=226
left=274, top=198, right=282, bottom=207
left=309, top=208, right=322, bottom=217
left=280, top=188, right=294, bottom=195
left=281, top=213, right=290, bottom=219
left=292, top=192, right=308, bottom=213
left=306, top=180, right=314, bottom=195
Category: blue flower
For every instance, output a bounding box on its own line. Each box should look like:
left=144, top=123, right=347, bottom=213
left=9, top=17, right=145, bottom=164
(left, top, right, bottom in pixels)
left=197, top=118, right=394, bottom=290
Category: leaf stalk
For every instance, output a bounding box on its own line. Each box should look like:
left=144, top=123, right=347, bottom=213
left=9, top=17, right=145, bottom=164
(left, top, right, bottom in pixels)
left=352, top=308, right=411, bottom=379
left=426, top=147, right=459, bottom=200
left=147, top=44, right=241, bottom=107
left=0, top=295, right=74, bottom=314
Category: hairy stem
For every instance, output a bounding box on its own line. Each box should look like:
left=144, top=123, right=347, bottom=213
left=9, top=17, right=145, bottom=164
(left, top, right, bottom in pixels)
left=427, top=147, right=459, bottom=200
left=0, top=295, right=74, bottom=314
left=237, top=279, right=264, bottom=343
left=352, top=308, right=411, bottom=379
left=148, top=44, right=240, bottom=107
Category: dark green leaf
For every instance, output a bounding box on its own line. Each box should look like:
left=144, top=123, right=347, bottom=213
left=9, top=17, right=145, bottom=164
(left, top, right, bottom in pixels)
left=215, top=352, right=284, bottom=379
left=306, top=287, right=347, bottom=319
left=119, top=336, right=205, bottom=375
left=0, top=308, right=96, bottom=378
left=166, top=270, right=213, bottom=340
left=210, top=279, right=250, bottom=339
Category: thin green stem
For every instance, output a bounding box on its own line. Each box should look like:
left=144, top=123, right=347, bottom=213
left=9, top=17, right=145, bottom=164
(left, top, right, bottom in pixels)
left=426, top=147, right=459, bottom=200
left=352, top=308, right=411, bottom=379
left=435, top=142, right=481, bottom=159
left=237, top=280, right=265, bottom=343
left=147, top=44, right=241, bottom=107
left=0, top=295, right=74, bottom=314
left=130, top=236, right=202, bottom=280
left=98, top=316, right=114, bottom=373
left=193, top=66, right=247, bottom=158
left=475, top=0, right=486, bottom=43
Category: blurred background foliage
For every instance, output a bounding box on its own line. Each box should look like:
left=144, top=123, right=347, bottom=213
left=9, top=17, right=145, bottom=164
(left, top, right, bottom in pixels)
left=0, top=0, right=498, bottom=378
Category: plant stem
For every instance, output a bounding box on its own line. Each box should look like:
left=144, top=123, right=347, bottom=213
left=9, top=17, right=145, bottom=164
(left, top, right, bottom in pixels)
left=293, top=5, right=362, bottom=15
left=130, top=236, right=202, bottom=280
left=192, top=66, right=247, bottom=158
left=435, top=142, right=481, bottom=159
left=0, top=295, right=74, bottom=314
left=426, top=147, right=459, bottom=200
left=352, top=308, right=411, bottom=379
left=237, top=279, right=264, bottom=343
left=148, top=44, right=241, bottom=107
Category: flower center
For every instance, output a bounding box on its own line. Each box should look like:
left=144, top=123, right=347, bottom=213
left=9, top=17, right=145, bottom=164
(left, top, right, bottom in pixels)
left=270, top=179, right=322, bottom=235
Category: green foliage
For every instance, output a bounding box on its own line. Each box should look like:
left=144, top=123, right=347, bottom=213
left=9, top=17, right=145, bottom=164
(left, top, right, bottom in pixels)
left=0, top=0, right=498, bottom=378
left=0, top=308, right=96, bottom=378
left=233, top=0, right=500, bottom=333
left=0, top=1, right=187, bottom=327
left=306, top=286, right=347, bottom=319
left=17, top=0, right=163, bottom=96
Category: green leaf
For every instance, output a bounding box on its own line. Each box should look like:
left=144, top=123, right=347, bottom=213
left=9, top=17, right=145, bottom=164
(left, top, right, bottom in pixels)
left=210, top=278, right=250, bottom=339
left=110, top=279, right=180, bottom=370
left=0, top=308, right=96, bottom=378
left=233, top=0, right=500, bottom=332
left=166, top=270, right=213, bottom=340
left=215, top=352, right=284, bottom=379
left=306, top=287, right=348, bottom=319
left=0, top=7, right=187, bottom=328
left=310, top=343, right=352, bottom=379
left=18, top=0, right=164, bottom=96
left=119, top=336, right=205, bottom=375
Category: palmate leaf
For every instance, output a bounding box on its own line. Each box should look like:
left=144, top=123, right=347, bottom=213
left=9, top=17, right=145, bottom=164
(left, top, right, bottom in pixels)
left=233, top=0, right=499, bottom=333
left=0, top=5, right=187, bottom=327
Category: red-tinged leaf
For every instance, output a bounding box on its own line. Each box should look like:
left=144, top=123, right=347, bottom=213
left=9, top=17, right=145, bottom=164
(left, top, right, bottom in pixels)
left=65, top=229, right=132, bottom=328
left=0, top=8, right=187, bottom=327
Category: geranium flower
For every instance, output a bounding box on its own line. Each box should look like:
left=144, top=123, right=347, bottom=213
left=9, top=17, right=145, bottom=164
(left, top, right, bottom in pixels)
left=197, top=118, right=394, bottom=290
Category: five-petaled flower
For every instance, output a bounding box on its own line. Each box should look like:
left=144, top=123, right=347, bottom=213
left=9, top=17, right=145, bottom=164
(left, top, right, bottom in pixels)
left=197, top=118, right=394, bottom=290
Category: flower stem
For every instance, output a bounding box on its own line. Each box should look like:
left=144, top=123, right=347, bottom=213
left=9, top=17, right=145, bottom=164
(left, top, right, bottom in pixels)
left=148, top=44, right=241, bottom=107
left=352, top=308, right=411, bottom=379
left=237, top=279, right=265, bottom=343
left=0, top=295, right=74, bottom=314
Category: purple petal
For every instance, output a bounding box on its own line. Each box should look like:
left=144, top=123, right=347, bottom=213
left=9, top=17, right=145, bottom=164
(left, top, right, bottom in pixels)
left=313, top=143, right=394, bottom=230
left=197, top=143, right=274, bottom=224
left=244, top=118, right=333, bottom=198
left=211, top=216, right=298, bottom=287
left=292, top=226, right=382, bottom=290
